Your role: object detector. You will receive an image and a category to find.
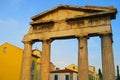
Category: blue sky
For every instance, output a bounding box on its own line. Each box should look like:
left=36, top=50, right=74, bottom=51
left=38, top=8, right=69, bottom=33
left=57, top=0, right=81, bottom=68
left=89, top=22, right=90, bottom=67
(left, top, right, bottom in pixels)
left=0, top=0, right=120, bottom=72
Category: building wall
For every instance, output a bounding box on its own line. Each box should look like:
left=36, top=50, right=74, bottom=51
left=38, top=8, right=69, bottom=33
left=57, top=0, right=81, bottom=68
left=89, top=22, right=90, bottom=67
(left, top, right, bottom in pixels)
left=31, top=49, right=41, bottom=80
left=72, top=73, right=78, bottom=80
left=66, top=64, right=99, bottom=80
left=0, top=42, right=23, bottom=80
left=66, top=64, right=78, bottom=72
left=0, top=42, right=41, bottom=80
left=50, top=73, right=77, bottom=80
left=50, top=62, right=56, bottom=71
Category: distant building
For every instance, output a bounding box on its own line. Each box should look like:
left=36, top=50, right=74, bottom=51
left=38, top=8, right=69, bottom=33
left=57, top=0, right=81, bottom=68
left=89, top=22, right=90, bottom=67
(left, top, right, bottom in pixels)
left=50, top=62, right=57, bottom=71
left=66, top=64, right=99, bottom=80
left=50, top=64, right=99, bottom=80
left=88, top=66, right=99, bottom=80
left=31, top=49, right=41, bottom=80
left=50, top=69, right=78, bottom=80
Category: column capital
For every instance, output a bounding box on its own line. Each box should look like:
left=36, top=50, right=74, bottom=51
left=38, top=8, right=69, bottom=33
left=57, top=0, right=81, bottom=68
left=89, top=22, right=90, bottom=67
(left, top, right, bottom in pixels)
left=99, top=33, right=112, bottom=37
left=22, top=40, right=34, bottom=45
left=99, top=33, right=113, bottom=43
left=42, top=38, right=53, bottom=44
left=77, top=35, right=89, bottom=40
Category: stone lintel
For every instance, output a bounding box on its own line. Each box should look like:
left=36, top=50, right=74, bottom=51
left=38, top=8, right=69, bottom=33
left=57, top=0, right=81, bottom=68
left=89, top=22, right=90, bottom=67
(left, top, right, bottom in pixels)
left=23, top=25, right=111, bottom=42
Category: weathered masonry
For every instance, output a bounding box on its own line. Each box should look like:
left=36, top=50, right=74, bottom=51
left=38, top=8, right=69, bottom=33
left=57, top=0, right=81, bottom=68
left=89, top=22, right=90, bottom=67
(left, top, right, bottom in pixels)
left=21, top=5, right=117, bottom=80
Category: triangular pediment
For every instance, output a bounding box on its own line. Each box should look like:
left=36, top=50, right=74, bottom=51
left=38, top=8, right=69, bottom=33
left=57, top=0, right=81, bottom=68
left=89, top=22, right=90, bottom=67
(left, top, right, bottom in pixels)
left=30, top=4, right=117, bottom=25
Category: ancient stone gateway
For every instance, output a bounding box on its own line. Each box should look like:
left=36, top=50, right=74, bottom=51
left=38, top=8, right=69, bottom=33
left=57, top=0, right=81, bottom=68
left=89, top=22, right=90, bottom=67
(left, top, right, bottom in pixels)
left=21, top=5, right=117, bottom=80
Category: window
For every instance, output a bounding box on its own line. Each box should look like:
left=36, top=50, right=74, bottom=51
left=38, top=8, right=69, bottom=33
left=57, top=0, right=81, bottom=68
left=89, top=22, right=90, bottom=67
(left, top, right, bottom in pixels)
left=65, top=75, right=69, bottom=80
left=31, top=74, right=34, bottom=80
left=54, top=75, right=58, bottom=80
left=89, top=74, right=93, bottom=80
left=31, top=60, right=35, bottom=80
left=31, top=60, right=35, bottom=73
left=73, top=66, right=75, bottom=69
left=3, top=47, right=7, bottom=53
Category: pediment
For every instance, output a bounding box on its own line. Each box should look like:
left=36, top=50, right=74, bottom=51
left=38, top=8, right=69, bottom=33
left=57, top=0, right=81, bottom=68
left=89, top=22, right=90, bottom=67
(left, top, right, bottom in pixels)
left=30, top=5, right=117, bottom=25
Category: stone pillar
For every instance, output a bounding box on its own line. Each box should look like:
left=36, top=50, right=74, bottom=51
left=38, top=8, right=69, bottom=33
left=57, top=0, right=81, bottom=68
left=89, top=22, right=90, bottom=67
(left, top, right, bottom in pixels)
left=101, top=34, right=115, bottom=80
left=21, top=41, right=33, bottom=80
left=41, top=40, right=51, bottom=80
left=78, top=36, right=89, bottom=80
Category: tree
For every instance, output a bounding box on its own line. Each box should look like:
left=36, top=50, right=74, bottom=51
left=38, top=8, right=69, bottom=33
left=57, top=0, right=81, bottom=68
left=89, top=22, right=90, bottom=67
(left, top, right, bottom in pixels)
left=98, top=68, right=103, bottom=80
left=116, top=65, right=120, bottom=80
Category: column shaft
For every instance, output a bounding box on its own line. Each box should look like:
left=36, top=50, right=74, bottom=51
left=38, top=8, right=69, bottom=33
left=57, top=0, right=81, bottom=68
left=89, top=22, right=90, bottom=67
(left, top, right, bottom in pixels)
left=41, top=40, right=51, bottom=80
left=21, top=41, right=33, bottom=80
left=101, top=34, right=115, bottom=80
left=78, top=37, right=88, bottom=80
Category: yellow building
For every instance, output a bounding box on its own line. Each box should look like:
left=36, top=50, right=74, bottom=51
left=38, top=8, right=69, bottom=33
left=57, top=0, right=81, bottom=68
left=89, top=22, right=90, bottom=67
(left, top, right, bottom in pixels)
left=66, top=64, right=99, bottom=80
left=88, top=66, right=99, bottom=80
left=0, top=42, right=41, bottom=80
left=31, top=49, right=41, bottom=80
left=0, top=42, right=23, bottom=80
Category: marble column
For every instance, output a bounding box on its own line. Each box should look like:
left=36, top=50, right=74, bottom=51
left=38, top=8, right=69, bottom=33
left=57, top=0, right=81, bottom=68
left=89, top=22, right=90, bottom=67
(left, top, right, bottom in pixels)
left=21, top=41, right=33, bottom=80
left=78, top=36, right=89, bottom=80
left=101, top=34, right=115, bottom=80
left=41, top=40, right=51, bottom=80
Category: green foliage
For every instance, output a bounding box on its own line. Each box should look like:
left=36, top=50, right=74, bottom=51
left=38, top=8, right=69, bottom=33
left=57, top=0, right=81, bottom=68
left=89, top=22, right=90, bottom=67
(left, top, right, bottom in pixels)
left=116, top=65, right=120, bottom=80
left=98, top=68, right=103, bottom=80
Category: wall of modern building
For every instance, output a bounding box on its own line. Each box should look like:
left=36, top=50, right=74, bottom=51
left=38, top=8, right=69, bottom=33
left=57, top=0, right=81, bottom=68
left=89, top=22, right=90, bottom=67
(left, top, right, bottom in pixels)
left=0, top=42, right=41, bottom=80
left=50, top=69, right=78, bottom=80
left=0, top=42, right=23, bottom=80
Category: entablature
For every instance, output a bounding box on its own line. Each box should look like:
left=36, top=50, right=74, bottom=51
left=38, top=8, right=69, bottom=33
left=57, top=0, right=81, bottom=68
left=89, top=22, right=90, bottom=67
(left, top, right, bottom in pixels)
left=29, top=16, right=111, bottom=34
left=23, top=5, right=117, bottom=42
